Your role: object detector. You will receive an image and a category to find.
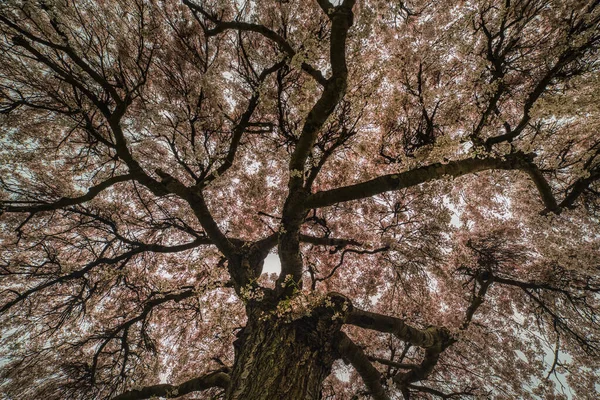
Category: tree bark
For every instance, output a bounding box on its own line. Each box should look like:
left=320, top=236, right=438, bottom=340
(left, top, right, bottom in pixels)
left=226, top=298, right=346, bottom=400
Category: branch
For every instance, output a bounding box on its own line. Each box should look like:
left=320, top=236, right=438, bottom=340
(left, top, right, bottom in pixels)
left=558, top=171, right=600, bottom=210
left=277, top=0, right=355, bottom=294
left=336, top=332, right=391, bottom=400
left=368, top=356, right=419, bottom=371
left=90, top=288, right=198, bottom=381
left=520, top=163, right=560, bottom=212
left=155, top=170, right=236, bottom=257
left=462, top=277, right=493, bottom=330
left=346, top=308, right=450, bottom=348
left=305, top=153, right=561, bottom=212
left=7, top=23, right=177, bottom=206
left=10, top=35, right=111, bottom=116
left=249, top=232, right=360, bottom=256
left=182, top=0, right=327, bottom=86
left=111, top=369, right=230, bottom=400
left=298, top=234, right=361, bottom=247
left=0, top=238, right=210, bottom=313
left=287, top=1, right=355, bottom=177
left=314, top=246, right=389, bottom=288
left=393, top=341, right=448, bottom=387
left=485, top=12, right=600, bottom=148
left=493, top=275, right=600, bottom=294
left=1, top=175, right=133, bottom=214
left=345, top=310, right=452, bottom=392
left=407, top=384, right=476, bottom=399
left=199, top=61, right=286, bottom=187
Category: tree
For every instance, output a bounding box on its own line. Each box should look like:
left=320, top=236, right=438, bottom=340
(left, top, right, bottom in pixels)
left=0, top=0, right=599, bottom=398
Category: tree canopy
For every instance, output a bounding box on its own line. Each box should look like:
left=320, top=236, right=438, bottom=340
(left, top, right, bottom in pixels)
left=1, top=0, right=599, bottom=399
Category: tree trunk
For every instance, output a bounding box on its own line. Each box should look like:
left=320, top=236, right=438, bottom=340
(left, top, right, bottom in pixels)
left=226, top=299, right=346, bottom=400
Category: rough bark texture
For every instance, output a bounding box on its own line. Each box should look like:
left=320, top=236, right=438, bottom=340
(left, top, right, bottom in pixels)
left=226, top=297, right=347, bottom=400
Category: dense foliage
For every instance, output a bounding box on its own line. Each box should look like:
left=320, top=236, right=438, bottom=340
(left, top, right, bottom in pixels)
left=1, top=0, right=600, bottom=399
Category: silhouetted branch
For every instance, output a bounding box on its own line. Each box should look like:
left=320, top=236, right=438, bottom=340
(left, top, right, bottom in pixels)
left=1, top=238, right=210, bottom=313
left=1, top=175, right=133, bottom=214
left=183, top=0, right=327, bottom=85
left=112, top=368, right=230, bottom=400
left=306, top=153, right=563, bottom=213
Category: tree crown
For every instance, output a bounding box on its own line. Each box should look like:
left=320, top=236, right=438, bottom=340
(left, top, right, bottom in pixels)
left=1, top=0, right=599, bottom=399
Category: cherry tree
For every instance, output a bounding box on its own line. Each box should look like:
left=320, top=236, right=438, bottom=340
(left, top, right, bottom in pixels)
left=1, top=0, right=599, bottom=399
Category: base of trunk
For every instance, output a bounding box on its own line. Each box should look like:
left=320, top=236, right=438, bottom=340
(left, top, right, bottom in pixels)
left=226, top=296, right=348, bottom=400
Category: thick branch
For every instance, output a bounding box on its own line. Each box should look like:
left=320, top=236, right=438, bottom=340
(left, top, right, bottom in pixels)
left=112, top=369, right=230, bottom=400
left=462, top=277, right=493, bottom=330
left=408, top=384, right=475, bottom=399
left=558, top=171, right=600, bottom=210
left=346, top=308, right=446, bottom=348
left=298, top=234, right=361, bottom=247
left=368, top=356, right=419, bottom=371
left=277, top=0, right=355, bottom=294
left=249, top=232, right=360, bottom=256
left=393, top=341, right=447, bottom=387
left=287, top=2, right=354, bottom=176
left=345, top=310, right=452, bottom=391
left=305, top=154, right=560, bottom=211
left=336, top=332, right=391, bottom=400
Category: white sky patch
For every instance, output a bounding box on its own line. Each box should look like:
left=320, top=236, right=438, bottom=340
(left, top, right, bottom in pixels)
left=443, top=195, right=462, bottom=228
left=511, top=307, right=574, bottom=399
left=332, top=359, right=351, bottom=382
left=262, top=253, right=281, bottom=275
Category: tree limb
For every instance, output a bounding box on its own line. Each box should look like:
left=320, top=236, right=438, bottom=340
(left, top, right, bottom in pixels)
left=368, top=356, right=419, bottom=371
left=276, top=0, right=355, bottom=295
left=346, top=308, right=450, bottom=348
left=336, top=331, right=391, bottom=400
left=182, top=0, right=327, bottom=85
left=1, top=175, right=133, bottom=214
left=305, top=153, right=560, bottom=212
left=111, top=369, right=230, bottom=400
left=299, top=234, right=361, bottom=247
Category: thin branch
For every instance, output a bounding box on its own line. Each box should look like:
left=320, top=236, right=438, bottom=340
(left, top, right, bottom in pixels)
left=1, top=238, right=210, bottom=313
left=154, top=170, right=236, bottom=257
left=368, top=356, right=419, bottom=371
left=199, top=61, right=286, bottom=187
left=183, top=0, right=327, bottom=86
